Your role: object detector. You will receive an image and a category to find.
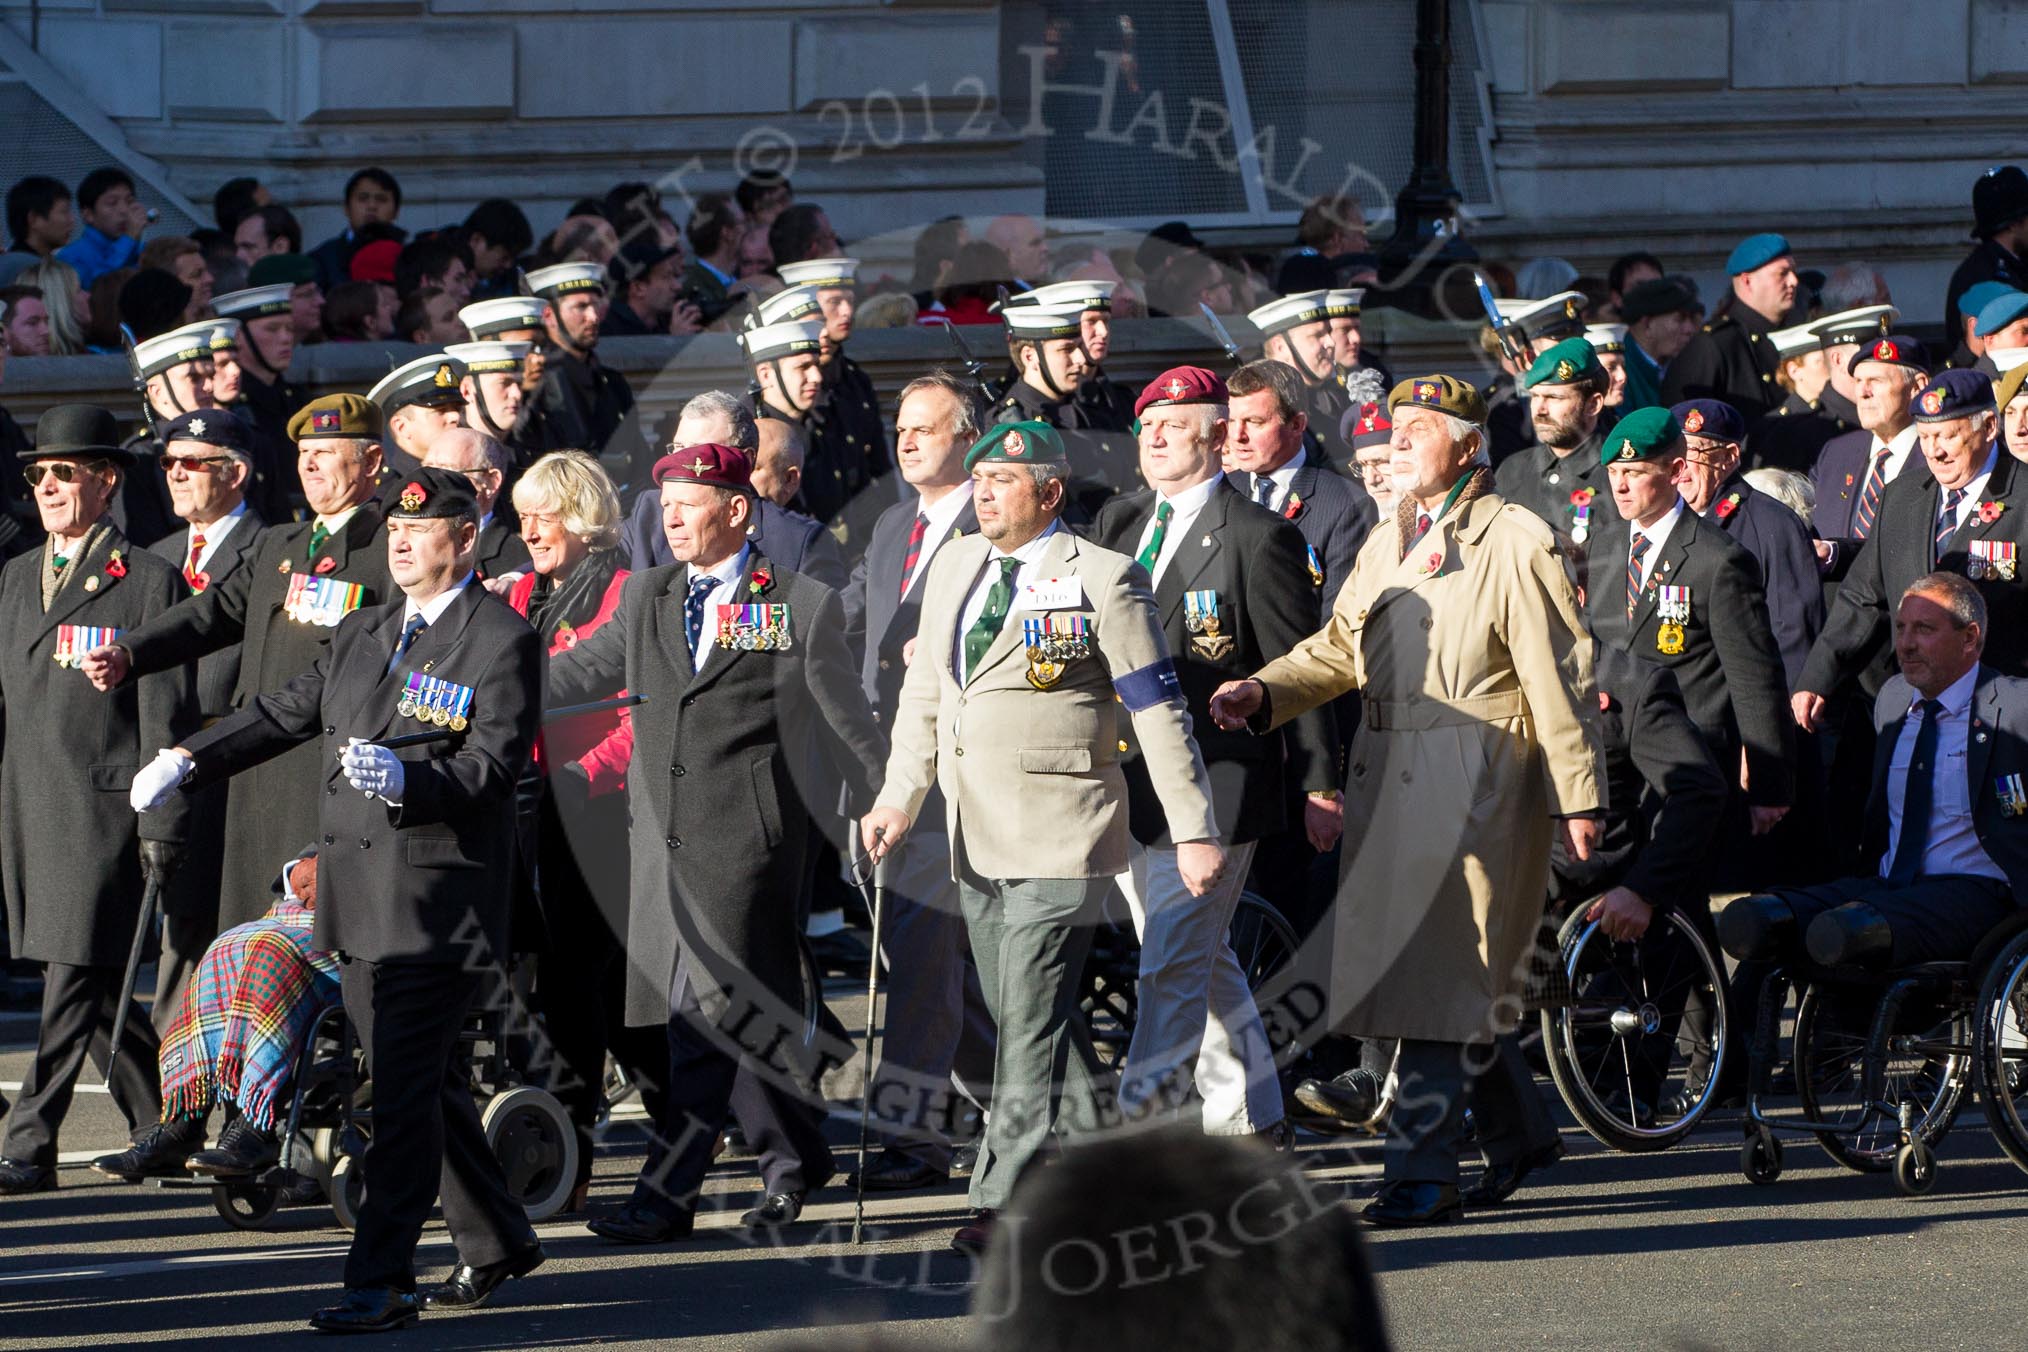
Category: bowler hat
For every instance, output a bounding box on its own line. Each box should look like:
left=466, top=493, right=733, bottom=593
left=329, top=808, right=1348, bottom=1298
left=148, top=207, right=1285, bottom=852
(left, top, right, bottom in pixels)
left=25, top=404, right=131, bottom=462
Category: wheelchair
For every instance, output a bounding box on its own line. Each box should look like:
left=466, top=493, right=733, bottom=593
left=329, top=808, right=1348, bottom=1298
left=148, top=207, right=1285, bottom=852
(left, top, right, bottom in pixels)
left=1079, top=889, right=1306, bottom=1073
left=1736, top=910, right=2028, bottom=1196
left=1538, top=901, right=1736, bottom=1152
left=152, top=994, right=579, bottom=1232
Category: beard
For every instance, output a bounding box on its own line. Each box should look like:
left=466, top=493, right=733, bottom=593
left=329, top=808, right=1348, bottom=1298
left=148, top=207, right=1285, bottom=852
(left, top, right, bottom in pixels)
left=1533, top=407, right=1587, bottom=450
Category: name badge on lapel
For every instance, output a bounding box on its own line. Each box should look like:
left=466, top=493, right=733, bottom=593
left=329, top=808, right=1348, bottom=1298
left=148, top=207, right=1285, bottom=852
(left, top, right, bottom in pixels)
left=1655, top=585, right=1691, bottom=655
left=1022, top=614, right=1091, bottom=690
left=53, top=624, right=120, bottom=669
left=399, top=672, right=474, bottom=730
left=716, top=603, right=792, bottom=651
left=1183, top=590, right=1234, bottom=660
left=1968, top=539, right=2018, bottom=582
left=1020, top=576, right=1082, bottom=610
left=283, top=573, right=365, bottom=627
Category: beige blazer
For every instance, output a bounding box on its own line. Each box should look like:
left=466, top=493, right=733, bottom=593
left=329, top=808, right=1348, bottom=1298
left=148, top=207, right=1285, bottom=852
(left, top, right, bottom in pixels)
left=876, top=527, right=1217, bottom=880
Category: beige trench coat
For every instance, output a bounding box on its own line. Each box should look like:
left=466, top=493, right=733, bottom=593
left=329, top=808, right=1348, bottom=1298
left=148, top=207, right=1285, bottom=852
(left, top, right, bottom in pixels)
left=1254, top=492, right=1605, bottom=1044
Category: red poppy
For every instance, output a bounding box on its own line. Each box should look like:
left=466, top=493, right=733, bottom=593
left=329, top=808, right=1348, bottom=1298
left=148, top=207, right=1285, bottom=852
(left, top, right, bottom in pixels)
left=105, top=552, right=126, bottom=579
left=1425, top=551, right=1443, bottom=573
left=1980, top=500, right=2007, bottom=524
left=1570, top=487, right=1594, bottom=507
left=1282, top=493, right=1304, bottom=520
left=314, top=556, right=338, bottom=575
left=191, top=572, right=210, bottom=593
left=750, top=566, right=773, bottom=594
left=1598, top=691, right=1612, bottom=713
left=1715, top=492, right=1741, bottom=520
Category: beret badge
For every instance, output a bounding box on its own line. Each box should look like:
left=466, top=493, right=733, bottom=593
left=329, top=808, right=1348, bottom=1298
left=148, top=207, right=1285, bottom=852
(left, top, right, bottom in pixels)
left=188, top=416, right=207, bottom=438
left=1682, top=409, right=1705, bottom=434
left=1875, top=339, right=1898, bottom=362
left=1616, top=438, right=1637, bottom=461
left=1004, top=429, right=1027, bottom=458
left=1413, top=380, right=1440, bottom=403
left=313, top=409, right=340, bottom=432
left=398, top=482, right=428, bottom=512
left=1554, top=359, right=1577, bottom=381
left=1921, top=387, right=1946, bottom=415
left=1162, top=377, right=1189, bottom=400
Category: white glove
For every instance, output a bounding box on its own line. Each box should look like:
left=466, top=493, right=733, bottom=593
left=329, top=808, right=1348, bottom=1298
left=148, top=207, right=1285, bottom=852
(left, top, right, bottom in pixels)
left=341, top=737, right=405, bottom=804
left=131, top=749, right=193, bottom=813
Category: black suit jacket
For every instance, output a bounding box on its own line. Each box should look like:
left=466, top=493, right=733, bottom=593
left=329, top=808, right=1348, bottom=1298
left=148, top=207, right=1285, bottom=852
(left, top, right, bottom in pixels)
left=1585, top=506, right=1795, bottom=806
left=1247, top=444, right=1377, bottom=614
left=1802, top=446, right=2028, bottom=696
left=1549, top=645, right=1726, bottom=911
left=146, top=510, right=267, bottom=718
left=537, top=349, right=642, bottom=488
left=1491, top=429, right=1609, bottom=539
left=617, top=488, right=845, bottom=590
left=991, top=377, right=1140, bottom=524
left=474, top=516, right=532, bottom=582
left=841, top=491, right=980, bottom=725
left=120, top=501, right=398, bottom=927
left=183, top=583, right=541, bottom=964
left=1092, top=479, right=1339, bottom=844
left=1705, top=472, right=1824, bottom=687
left=547, top=552, right=885, bottom=1027
left=1866, top=667, right=2028, bottom=896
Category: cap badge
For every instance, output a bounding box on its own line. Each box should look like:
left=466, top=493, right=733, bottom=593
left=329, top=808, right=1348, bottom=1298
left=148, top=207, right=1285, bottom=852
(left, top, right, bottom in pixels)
left=1876, top=339, right=1898, bottom=361
left=1004, top=429, right=1028, bottom=457
left=1413, top=380, right=1440, bottom=403
left=1162, top=377, right=1189, bottom=400
left=1921, top=387, right=1947, bottom=415
left=187, top=417, right=207, bottom=438
left=688, top=455, right=713, bottom=477
left=433, top=364, right=454, bottom=388
left=398, top=482, right=427, bottom=512
left=1682, top=409, right=1705, bottom=434
left=312, top=409, right=340, bottom=432
left=1617, top=438, right=1636, bottom=460
left=1562, top=298, right=1581, bottom=319
left=1554, top=359, right=1577, bottom=381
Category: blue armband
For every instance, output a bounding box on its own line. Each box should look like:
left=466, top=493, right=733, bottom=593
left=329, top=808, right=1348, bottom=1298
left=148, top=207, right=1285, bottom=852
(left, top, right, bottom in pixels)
left=1114, top=658, right=1182, bottom=712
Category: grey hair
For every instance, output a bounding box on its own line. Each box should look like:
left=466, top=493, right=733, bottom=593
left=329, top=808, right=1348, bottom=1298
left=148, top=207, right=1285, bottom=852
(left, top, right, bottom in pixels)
left=1744, top=467, right=1815, bottom=528
left=679, top=389, right=759, bottom=453
left=1020, top=461, right=1071, bottom=495
left=757, top=416, right=807, bottom=471
left=1439, top=411, right=1491, bottom=467
left=898, top=369, right=986, bottom=444
left=1904, top=570, right=1987, bottom=636
left=432, top=426, right=511, bottom=473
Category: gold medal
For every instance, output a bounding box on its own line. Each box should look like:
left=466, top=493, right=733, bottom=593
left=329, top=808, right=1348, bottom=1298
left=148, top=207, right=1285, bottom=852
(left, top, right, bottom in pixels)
left=1657, top=621, right=1686, bottom=655
left=432, top=705, right=451, bottom=727
left=449, top=715, right=468, bottom=732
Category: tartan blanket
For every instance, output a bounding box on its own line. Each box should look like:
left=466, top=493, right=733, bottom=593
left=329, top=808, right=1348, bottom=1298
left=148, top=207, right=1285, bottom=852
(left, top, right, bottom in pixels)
left=158, top=898, right=341, bottom=1132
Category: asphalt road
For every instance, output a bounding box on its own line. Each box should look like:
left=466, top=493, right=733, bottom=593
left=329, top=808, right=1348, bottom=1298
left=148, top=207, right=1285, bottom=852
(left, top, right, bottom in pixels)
left=3, top=998, right=2026, bottom=1350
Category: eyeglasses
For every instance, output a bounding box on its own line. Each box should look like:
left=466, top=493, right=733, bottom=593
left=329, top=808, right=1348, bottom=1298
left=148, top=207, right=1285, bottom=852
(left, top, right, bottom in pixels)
left=159, top=455, right=233, bottom=473
left=23, top=461, right=106, bottom=487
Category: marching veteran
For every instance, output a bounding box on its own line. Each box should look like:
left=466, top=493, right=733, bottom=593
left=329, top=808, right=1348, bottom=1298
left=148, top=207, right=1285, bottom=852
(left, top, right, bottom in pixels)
left=1210, top=375, right=1605, bottom=1227
left=861, top=418, right=1225, bottom=1258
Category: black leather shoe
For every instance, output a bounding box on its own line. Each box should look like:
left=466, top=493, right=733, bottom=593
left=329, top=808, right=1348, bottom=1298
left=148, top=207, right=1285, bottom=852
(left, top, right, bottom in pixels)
left=91, top=1123, right=200, bottom=1182
left=1255, top=1119, right=1296, bottom=1152
left=849, top=1150, right=950, bottom=1193
left=421, top=1243, right=544, bottom=1312
left=1294, top=1069, right=1386, bottom=1131
left=586, top=1201, right=693, bottom=1245
left=740, top=1190, right=805, bottom=1229
left=0, top=1158, right=54, bottom=1195
left=186, top=1119, right=280, bottom=1177
left=307, top=1287, right=418, bottom=1334
left=1463, top=1139, right=1565, bottom=1208
left=950, top=1209, right=996, bottom=1255
left=948, top=1141, right=979, bottom=1177
left=1361, top=1181, right=1463, bottom=1227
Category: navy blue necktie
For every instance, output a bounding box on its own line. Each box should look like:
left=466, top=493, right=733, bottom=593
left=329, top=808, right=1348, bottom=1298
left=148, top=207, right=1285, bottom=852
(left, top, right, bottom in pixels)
left=1888, top=699, right=1944, bottom=883
left=683, top=575, right=716, bottom=656
left=1935, top=487, right=1966, bottom=560
left=388, top=613, right=427, bottom=674
left=1254, top=474, right=1275, bottom=508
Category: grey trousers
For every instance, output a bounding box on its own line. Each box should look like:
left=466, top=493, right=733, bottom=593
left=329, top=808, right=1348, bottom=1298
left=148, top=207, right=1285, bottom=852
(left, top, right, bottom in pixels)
left=865, top=824, right=997, bottom=1168
left=1367, top=1033, right=1559, bottom=1186
left=957, top=859, right=1111, bottom=1210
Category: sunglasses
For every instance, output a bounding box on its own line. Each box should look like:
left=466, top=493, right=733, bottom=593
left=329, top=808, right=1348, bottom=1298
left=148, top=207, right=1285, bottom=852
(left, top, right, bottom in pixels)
left=23, top=461, right=108, bottom=487
left=159, top=454, right=233, bottom=473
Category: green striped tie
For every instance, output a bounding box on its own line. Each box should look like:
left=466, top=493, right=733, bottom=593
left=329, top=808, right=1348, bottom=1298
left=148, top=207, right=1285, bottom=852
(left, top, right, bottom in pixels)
left=962, top=557, right=1020, bottom=682
left=1136, top=499, right=1174, bottom=575
left=307, top=521, right=330, bottom=558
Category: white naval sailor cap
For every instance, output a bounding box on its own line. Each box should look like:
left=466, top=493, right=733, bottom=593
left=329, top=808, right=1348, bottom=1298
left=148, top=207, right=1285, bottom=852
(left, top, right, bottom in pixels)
left=1001, top=305, right=1083, bottom=340
left=442, top=341, right=530, bottom=376
left=777, top=257, right=859, bottom=290
left=1246, top=290, right=1333, bottom=338
left=134, top=321, right=221, bottom=379
left=1323, top=288, right=1365, bottom=319
left=755, top=285, right=823, bottom=327
left=369, top=353, right=470, bottom=410
left=458, top=296, right=549, bottom=339
left=739, top=319, right=824, bottom=363
left=212, top=284, right=293, bottom=321
left=1583, top=323, right=1627, bottom=354
left=1808, top=304, right=1899, bottom=348
left=1004, top=280, right=1116, bottom=313
left=1492, top=290, right=1586, bottom=342
left=1768, top=322, right=1825, bottom=360
left=525, top=262, right=607, bottom=300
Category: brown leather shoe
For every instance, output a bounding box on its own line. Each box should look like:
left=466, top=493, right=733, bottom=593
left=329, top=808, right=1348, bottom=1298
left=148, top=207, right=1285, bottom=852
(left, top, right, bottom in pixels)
left=950, top=1209, right=997, bottom=1256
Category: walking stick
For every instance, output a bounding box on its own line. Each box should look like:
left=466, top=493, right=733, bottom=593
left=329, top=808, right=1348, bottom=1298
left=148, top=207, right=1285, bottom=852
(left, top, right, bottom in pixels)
left=103, top=851, right=171, bottom=1089
left=851, top=830, right=892, bottom=1245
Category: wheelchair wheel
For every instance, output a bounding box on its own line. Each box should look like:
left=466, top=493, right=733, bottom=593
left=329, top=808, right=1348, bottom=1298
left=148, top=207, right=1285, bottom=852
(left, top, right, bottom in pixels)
left=1972, top=928, right=2028, bottom=1173
left=328, top=1153, right=365, bottom=1232
left=1228, top=893, right=1305, bottom=1068
left=1741, top=1132, right=1784, bottom=1185
left=1541, top=906, right=1729, bottom=1152
left=483, top=1086, right=578, bottom=1221
left=1794, top=981, right=1968, bottom=1172
left=1077, top=920, right=1140, bottom=1070
left=213, top=1182, right=283, bottom=1230
left=1893, top=1140, right=1939, bottom=1196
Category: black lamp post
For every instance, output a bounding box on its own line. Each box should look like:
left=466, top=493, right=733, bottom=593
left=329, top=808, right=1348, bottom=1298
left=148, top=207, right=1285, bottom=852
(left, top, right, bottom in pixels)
left=1372, top=0, right=1478, bottom=318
